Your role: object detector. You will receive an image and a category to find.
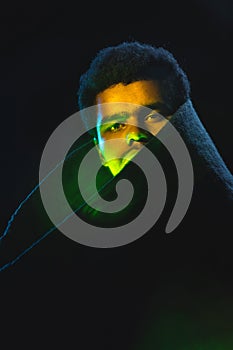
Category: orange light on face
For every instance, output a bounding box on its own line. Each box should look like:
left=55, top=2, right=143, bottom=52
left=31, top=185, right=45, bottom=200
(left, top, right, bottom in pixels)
left=95, top=81, right=170, bottom=176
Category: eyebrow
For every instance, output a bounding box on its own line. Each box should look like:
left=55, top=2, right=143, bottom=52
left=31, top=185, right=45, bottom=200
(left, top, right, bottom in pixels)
left=144, top=102, right=170, bottom=115
left=100, top=102, right=169, bottom=125
left=100, top=112, right=129, bottom=125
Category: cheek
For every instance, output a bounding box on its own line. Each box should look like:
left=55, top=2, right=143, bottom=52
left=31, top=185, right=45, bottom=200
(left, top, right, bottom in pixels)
left=146, top=119, right=168, bottom=136
left=98, top=138, right=128, bottom=160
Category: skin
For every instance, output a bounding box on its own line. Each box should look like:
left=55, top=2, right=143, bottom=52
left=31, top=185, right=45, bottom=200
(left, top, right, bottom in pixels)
left=95, top=80, right=171, bottom=176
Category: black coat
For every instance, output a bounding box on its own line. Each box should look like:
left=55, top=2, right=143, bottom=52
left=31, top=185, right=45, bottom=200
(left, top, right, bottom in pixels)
left=1, top=99, right=233, bottom=349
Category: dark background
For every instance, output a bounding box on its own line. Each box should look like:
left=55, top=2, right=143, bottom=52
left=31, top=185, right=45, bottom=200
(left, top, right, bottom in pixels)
left=1, top=0, right=233, bottom=222
left=0, top=1, right=233, bottom=349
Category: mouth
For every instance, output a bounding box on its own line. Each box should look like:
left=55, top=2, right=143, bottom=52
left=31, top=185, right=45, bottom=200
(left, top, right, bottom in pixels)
left=105, top=140, right=151, bottom=176
left=120, top=146, right=145, bottom=166
left=119, top=138, right=154, bottom=168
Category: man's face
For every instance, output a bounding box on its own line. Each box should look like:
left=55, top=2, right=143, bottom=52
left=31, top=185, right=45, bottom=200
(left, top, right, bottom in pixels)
left=95, top=80, right=171, bottom=176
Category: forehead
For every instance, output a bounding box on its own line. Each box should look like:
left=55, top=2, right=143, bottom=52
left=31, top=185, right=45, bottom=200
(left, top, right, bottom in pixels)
left=96, top=80, right=163, bottom=119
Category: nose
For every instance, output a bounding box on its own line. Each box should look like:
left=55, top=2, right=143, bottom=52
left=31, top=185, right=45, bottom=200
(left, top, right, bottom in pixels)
left=126, top=126, right=150, bottom=146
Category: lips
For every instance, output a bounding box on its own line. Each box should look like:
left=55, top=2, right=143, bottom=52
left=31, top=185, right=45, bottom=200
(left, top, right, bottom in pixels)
left=121, top=146, right=144, bottom=163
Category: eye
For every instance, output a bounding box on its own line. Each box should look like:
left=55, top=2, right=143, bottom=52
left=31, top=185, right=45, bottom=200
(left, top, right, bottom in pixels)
left=108, top=123, right=126, bottom=133
left=145, top=112, right=163, bottom=122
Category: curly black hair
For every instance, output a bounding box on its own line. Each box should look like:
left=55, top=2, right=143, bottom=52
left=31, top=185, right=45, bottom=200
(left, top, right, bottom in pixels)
left=77, top=41, right=190, bottom=117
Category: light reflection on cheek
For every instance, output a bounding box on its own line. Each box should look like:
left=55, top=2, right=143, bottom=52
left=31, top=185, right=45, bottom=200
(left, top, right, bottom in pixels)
left=146, top=119, right=169, bottom=136
left=102, top=140, right=126, bottom=159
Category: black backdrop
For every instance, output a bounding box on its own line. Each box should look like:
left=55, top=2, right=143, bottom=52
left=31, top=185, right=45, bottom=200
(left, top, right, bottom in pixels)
left=1, top=1, right=233, bottom=349
left=1, top=0, right=233, bottom=221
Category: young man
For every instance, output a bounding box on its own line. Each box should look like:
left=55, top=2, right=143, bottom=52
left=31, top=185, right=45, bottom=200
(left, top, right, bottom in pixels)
left=77, top=41, right=190, bottom=177
left=75, top=41, right=233, bottom=348
left=75, top=40, right=233, bottom=227
left=1, top=40, right=233, bottom=349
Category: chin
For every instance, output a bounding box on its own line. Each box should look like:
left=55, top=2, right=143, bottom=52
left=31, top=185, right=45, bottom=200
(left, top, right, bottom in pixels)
left=108, top=160, right=129, bottom=177
left=107, top=151, right=140, bottom=176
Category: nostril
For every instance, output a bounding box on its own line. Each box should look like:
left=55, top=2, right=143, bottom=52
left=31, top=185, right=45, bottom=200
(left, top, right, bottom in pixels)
left=127, top=136, right=149, bottom=146
left=126, top=131, right=151, bottom=145
left=128, top=139, right=133, bottom=146
left=139, top=136, right=149, bottom=144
